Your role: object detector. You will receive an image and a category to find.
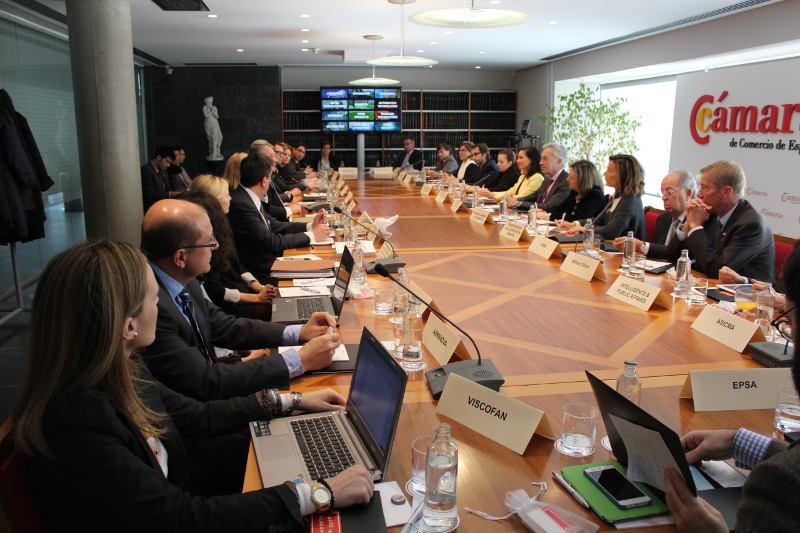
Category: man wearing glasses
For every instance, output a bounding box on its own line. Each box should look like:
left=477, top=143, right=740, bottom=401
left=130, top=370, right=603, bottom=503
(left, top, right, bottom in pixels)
left=391, top=136, right=423, bottom=171
left=613, top=170, right=697, bottom=260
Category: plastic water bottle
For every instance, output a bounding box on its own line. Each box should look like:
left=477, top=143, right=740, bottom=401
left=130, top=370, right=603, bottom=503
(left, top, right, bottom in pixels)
left=423, top=423, right=459, bottom=532
left=616, top=360, right=642, bottom=405
left=498, top=196, right=508, bottom=223
left=527, top=205, right=537, bottom=232
left=583, top=218, right=594, bottom=251
left=351, top=246, right=366, bottom=287
left=622, top=230, right=635, bottom=272
left=400, top=302, right=424, bottom=370
left=756, top=283, right=775, bottom=339
left=472, top=189, right=482, bottom=209
left=675, top=249, right=691, bottom=299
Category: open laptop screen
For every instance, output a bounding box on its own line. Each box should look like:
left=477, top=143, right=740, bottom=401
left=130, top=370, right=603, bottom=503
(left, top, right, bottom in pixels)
left=347, top=328, right=407, bottom=467
left=331, top=246, right=354, bottom=316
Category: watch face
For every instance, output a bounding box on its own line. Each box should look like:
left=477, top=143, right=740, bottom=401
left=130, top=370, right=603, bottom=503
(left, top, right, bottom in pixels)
left=314, top=487, right=331, bottom=505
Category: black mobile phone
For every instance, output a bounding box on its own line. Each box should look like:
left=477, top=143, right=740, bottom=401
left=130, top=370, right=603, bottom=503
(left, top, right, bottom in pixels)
left=707, top=288, right=735, bottom=302
left=584, top=465, right=652, bottom=509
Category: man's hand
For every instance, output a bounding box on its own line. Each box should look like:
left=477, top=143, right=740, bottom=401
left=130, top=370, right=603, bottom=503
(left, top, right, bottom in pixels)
left=289, top=188, right=303, bottom=199
left=289, top=203, right=303, bottom=215
left=297, top=332, right=339, bottom=371
left=718, top=266, right=746, bottom=284
left=665, top=468, right=727, bottom=533
left=681, top=429, right=737, bottom=464
left=685, top=198, right=711, bottom=230
left=299, top=312, right=337, bottom=342
left=612, top=236, right=643, bottom=252
left=327, top=466, right=374, bottom=509
left=311, top=210, right=327, bottom=228
left=299, top=389, right=346, bottom=412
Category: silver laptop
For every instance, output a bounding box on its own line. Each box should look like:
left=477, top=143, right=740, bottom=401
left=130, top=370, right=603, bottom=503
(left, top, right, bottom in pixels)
left=250, top=327, right=407, bottom=485
left=271, top=246, right=354, bottom=325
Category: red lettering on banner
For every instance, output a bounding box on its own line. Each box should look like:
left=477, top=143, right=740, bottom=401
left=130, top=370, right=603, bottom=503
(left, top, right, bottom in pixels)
left=690, top=94, right=714, bottom=144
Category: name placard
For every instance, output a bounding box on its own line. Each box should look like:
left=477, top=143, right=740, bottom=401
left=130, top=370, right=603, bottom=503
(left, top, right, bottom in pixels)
left=499, top=220, right=528, bottom=242
left=346, top=200, right=357, bottom=213
left=392, top=168, right=401, bottom=180
left=679, top=368, right=792, bottom=411
left=407, top=279, right=437, bottom=320
left=437, top=374, right=556, bottom=454
left=606, top=275, right=663, bottom=311
left=469, top=207, right=492, bottom=225
left=435, top=191, right=449, bottom=204
left=422, top=314, right=468, bottom=366
left=358, top=211, right=372, bottom=224
left=403, top=173, right=413, bottom=184
left=337, top=180, right=347, bottom=191
left=691, top=305, right=765, bottom=353
left=375, top=241, right=394, bottom=260
left=560, top=251, right=606, bottom=282
left=344, top=191, right=354, bottom=203
left=450, top=200, right=463, bottom=213
left=362, top=222, right=380, bottom=244
left=420, top=184, right=433, bottom=196
left=528, top=236, right=561, bottom=259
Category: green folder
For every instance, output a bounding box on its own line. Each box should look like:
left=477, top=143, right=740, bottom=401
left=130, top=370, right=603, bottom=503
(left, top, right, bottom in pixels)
left=561, top=461, right=669, bottom=524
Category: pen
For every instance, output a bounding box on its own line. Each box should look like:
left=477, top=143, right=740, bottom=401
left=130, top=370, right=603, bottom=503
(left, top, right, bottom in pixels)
left=559, top=212, right=566, bottom=224
left=552, top=472, right=590, bottom=509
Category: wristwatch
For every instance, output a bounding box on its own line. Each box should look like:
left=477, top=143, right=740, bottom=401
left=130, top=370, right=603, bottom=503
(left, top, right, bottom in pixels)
left=310, top=480, right=332, bottom=513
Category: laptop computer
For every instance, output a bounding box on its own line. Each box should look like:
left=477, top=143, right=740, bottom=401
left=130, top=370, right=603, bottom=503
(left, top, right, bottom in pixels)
left=250, top=327, right=408, bottom=485
left=271, top=246, right=354, bottom=325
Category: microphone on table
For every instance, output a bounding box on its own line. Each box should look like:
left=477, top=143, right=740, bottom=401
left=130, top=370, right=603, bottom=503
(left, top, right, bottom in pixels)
left=373, top=263, right=505, bottom=399
left=333, top=206, right=406, bottom=274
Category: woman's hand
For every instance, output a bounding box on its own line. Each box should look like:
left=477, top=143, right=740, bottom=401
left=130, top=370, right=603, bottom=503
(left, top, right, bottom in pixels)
left=298, top=389, right=346, bottom=413
left=257, top=284, right=277, bottom=303
left=537, top=210, right=551, bottom=220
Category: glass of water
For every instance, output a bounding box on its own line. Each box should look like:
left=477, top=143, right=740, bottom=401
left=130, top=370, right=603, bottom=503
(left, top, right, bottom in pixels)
left=688, top=277, right=708, bottom=306
left=351, top=246, right=366, bottom=287
left=373, top=286, right=394, bottom=316
left=627, top=253, right=645, bottom=281
left=621, top=237, right=636, bottom=272
left=408, top=435, right=433, bottom=494
left=555, top=402, right=598, bottom=457
left=775, top=385, right=800, bottom=438
left=400, top=305, right=425, bottom=371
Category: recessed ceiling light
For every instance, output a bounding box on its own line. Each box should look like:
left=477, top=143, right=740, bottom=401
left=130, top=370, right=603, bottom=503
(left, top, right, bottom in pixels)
left=427, top=65, right=434, bottom=68
left=549, top=20, right=558, bottom=25
left=207, top=13, right=218, bottom=18
left=301, top=28, right=310, bottom=32
left=300, top=14, right=310, bottom=18
left=490, top=0, right=501, bottom=4
left=411, top=7, right=528, bottom=28
left=235, top=48, right=244, bottom=53
left=301, top=39, right=309, bottom=44
left=429, top=41, right=438, bottom=45
left=301, top=48, right=309, bottom=52
left=479, top=50, right=486, bottom=54
left=417, top=49, right=425, bottom=53
left=475, top=65, right=482, bottom=69
left=444, top=31, right=453, bottom=35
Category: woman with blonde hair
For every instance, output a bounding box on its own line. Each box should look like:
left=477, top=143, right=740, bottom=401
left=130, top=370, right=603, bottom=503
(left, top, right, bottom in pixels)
left=12, top=240, right=374, bottom=532
left=222, top=151, right=247, bottom=191
left=186, top=175, right=276, bottom=318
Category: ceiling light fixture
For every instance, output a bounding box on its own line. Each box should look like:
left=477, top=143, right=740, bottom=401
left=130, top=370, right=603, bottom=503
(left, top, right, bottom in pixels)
left=207, top=13, right=218, bottom=18
left=236, top=48, right=244, bottom=53
left=417, top=49, right=425, bottom=53
left=301, top=28, right=310, bottom=32
left=301, top=39, right=309, bottom=43
left=479, top=50, right=486, bottom=54
left=301, top=48, right=309, bottom=51
left=549, top=20, right=558, bottom=25
left=490, top=0, right=501, bottom=4
left=444, top=30, right=454, bottom=35
left=411, top=0, right=528, bottom=28
left=429, top=41, right=438, bottom=45
left=475, top=65, right=482, bottom=69
left=349, top=34, right=400, bottom=86
left=368, top=0, right=437, bottom=67
left=300, top=13, right=310, bottom=18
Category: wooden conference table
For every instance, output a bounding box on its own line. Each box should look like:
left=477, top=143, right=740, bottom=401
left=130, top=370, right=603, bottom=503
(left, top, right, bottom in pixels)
left=243, top=178, right=772, bottom=532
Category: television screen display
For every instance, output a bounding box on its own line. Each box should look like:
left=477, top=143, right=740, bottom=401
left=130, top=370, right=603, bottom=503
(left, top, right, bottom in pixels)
left=320, top=86, right=401, bottom=133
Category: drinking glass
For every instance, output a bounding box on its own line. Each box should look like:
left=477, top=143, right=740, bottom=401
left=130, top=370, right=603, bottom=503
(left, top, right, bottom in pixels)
left=688, top=277, right=708, bottom=306
left=373, top=286, right=394, bottom=316
left=775, top=385, right=800, bottom=437
left=756, top=291, right=775, bottom=340
left=351, top=246, right=366, bottom=287
left=408, top=435, right=433, bottom=494
left=627, top=253, right=645, bottom=281
left=735, top=286, right=756, bottom=320
left=555, top=402, right=598, bottom=457
left=621, top=237, right=636, bottom=272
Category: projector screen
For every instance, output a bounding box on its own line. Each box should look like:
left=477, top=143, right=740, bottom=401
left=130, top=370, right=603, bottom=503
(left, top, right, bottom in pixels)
left=321, top=87, right=402, bottom=133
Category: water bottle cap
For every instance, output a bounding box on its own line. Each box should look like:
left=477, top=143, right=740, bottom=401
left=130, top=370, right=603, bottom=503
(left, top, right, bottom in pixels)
left=624, top=360, right=638, bottom=366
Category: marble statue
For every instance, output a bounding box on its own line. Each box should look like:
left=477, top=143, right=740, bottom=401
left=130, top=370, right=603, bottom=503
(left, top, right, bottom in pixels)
left=202, top=96, right=223, bottom=161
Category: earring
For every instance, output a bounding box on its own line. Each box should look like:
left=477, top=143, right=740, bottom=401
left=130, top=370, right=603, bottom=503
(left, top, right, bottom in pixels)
left=132, top=331, right=139, bottom=337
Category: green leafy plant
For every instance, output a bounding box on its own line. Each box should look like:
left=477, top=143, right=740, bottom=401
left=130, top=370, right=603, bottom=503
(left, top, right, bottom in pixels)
left=538, top=83, right=640, bottom=164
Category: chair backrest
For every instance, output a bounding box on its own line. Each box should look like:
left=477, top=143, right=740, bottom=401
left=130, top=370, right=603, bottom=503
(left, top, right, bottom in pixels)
left=775, top=237, right=795, bottom=282
left=643, top=207, right=662, bottom=245
left=0, top=419, right=46, bottom=533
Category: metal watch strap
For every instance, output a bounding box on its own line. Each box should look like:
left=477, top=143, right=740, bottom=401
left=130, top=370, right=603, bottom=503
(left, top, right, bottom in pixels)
left=317, top=478, right=335, bottom=510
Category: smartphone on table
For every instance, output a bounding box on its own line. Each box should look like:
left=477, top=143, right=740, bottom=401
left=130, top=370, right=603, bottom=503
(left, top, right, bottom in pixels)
left=583, top=465, right=652, bottom=509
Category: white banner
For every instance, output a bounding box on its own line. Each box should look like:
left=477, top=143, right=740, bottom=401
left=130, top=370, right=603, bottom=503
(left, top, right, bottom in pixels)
left=669, top=60, right=800, bottom=237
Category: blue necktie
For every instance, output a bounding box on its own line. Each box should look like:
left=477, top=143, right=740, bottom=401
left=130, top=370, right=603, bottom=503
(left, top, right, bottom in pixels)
left=177, top=289, right=215, bottom=365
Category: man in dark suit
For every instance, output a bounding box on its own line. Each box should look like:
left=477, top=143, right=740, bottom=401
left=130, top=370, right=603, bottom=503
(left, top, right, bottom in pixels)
left=228, top=151, right=328, bottom=283
left=141, top=198, right=339, bottom=402
left=250, top=141, right=301, bottom=223
left=612, top=170, right=697, bottom=261
left=141, top=145, right=177, bottom=211
left=468, top=143, right=500, bottom=187
left=677, top=160, right=775, bottom=281
left=167, top=145, right=192, bottom=191
left=391, top=136, right=424, bottom=170
left=510, top=143, right=572, bottom=219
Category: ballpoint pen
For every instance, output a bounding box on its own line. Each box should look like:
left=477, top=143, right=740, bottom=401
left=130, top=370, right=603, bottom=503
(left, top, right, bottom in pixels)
left=552, top=471, right=590, bottom=509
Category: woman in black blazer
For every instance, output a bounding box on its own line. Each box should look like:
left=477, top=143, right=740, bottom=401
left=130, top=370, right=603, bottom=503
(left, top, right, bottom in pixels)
left=558, top=154, right=646, bottom=240
left=536, top=159, right=605, bottom=222
left=12, top=241, right=373, bottom=533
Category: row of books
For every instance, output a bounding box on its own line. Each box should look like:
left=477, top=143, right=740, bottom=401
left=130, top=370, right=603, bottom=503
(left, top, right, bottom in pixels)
left=471, top=113, right=516, bottom=130
left=283, top=112, right=321, bottom=130
left=422, top=112, right=469, bottom=129
left=283, top=92, right=321, bottom=110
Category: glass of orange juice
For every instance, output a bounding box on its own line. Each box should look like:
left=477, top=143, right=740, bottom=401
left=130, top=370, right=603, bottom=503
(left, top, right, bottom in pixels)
left=735, top=285, right=756, bottom=320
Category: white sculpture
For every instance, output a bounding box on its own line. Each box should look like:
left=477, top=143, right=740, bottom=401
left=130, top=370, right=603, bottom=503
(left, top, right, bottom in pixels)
left=202, top=96, right=223, bottom=161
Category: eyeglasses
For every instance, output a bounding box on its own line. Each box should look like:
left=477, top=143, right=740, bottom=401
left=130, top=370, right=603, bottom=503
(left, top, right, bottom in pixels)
left=175, top=238, right=219, bottom=253
left=657, top=186, right=680, bottom=199
left=770, top=305, right=795, bottom=354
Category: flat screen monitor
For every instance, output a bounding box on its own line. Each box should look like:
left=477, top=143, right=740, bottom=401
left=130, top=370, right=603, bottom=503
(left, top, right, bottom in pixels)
left=321, top=86, right=402, bottom=133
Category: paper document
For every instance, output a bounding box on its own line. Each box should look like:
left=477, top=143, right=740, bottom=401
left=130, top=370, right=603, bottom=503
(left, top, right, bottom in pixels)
left=279, top=344, right=349, bottom=362
left=614, top=515, right=675, bottom=529
left=375, top=481, right=412, bottom=527
left=697, top=460, right=747, bottom=488
left=276, top=254, right=322, bottom=261
left=333, top=240, right=375, bottom=254
left=309, top=237, right=334, bottom=246
left=634, top=259, right=672, bottom=270
left=278, top=286, right=331, bottom=297
left=609, top=414, right=684, bottom=491
left=293, top=278, right=336, bottom=287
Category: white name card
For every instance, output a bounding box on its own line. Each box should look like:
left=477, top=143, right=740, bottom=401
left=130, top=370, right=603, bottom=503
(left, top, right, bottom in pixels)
left=560, top=251, right=606, bottom=282
left=407, top=279, right=437, bottom=320
left=437, top=374, right=555, bottom=454
left=337, top=180, right=347, bottom=191
left=403, top=173, right=413, bottom=184
left=499, top=220, right=528, bottom=242
left=691, top=305, right=765, bottom=353
left=344, top=191, right=354, bottom=203
left=346, top=200, right=357, bottom=213
left=450, top=200, right=463, bottom=213
left=362, top=222, right=380, bottom=244
left=375, top=241, right=394, bottom=260
left=680, top=368, right=793, bottom=411
left=420, top=184, right=434, bottom=196
left=528, top=236, right=561, bottom=259
left=606, top=275, right=663, bottom=311
left=435, top=191, right=449, bottom=204
left=469, top=207, right=492, bottom=224
left=358, top=211, right=372, bottom=224
left=422, top=314, right=468, bottom=366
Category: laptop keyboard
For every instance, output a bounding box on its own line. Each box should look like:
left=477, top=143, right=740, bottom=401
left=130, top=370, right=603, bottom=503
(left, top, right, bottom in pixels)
left=297, top=297, right=326, bottom=320
left=291, top=417, right=355, bottom=480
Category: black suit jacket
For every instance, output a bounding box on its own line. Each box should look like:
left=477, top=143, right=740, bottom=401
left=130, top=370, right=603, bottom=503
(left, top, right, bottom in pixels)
left=266, top=184, right=290, bottom=222
left=685, top=199, right=775, bottom=282
left=486, top=166, right=520, bottom=192
left=471, top=160, right=501, bottom=188
left=141, top=162, right=171, bottom=211
left=28, top=366, right=304, bottom=533
left=594, top=195, right=646, bottom=240
left=142, top=278, right=290, bottom=401
left=517, top=170, right=572, bottom=219
left=278, top=161, right=308, bottom=190
left=391, top=149, right=423, bottom=170
left=228, top=186, right=311, bottom=282
left=643, top=212, right=683, bottom=261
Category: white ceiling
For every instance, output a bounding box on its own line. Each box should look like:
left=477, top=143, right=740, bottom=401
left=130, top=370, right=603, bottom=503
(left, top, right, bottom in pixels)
left=43, top=0, right=774, bottom=70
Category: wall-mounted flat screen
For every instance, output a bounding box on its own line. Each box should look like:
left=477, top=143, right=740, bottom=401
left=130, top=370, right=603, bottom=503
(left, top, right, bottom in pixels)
left=321, top=86, right=401, bottom=133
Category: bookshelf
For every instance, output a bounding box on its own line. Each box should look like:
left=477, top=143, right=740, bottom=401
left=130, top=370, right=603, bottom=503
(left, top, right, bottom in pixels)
left=281, top=89, right=516, bottom=167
